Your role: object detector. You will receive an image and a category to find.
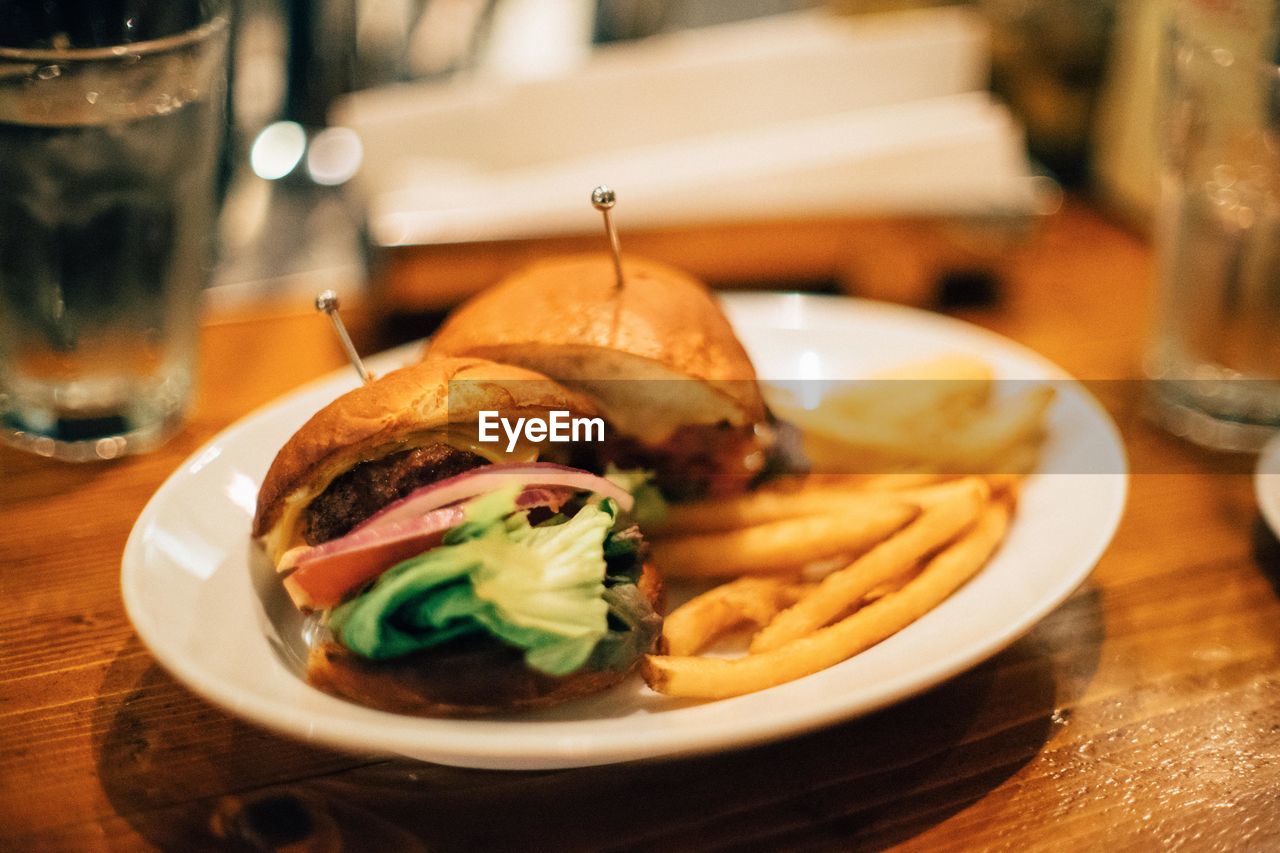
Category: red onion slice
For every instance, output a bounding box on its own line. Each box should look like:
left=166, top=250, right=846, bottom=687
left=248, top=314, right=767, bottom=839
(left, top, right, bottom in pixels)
left=296, top=505, right=464, bottom=564
left=284, top=505, right=465, bottom=609
left=282, top=478, right=607, bottom=610
left=353, top=463, right=633, bottom=532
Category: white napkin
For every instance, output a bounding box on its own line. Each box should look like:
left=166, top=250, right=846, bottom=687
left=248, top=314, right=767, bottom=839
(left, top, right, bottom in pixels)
left=332, top=7, right=1037, bottom=247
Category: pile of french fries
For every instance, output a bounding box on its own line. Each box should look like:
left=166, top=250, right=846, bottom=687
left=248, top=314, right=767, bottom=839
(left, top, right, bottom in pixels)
left=640, top=356, right=1053, bottom=700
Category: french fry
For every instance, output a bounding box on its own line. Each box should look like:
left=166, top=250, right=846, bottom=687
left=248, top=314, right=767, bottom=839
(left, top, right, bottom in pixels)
left=650, top=475, right=982, bottom=537
left=642, top=500, right=1011, bottom=699
left=650, top=489, right=871, bottom=536
left=662, top=576, right=811, bottom=657
left=889, top=476, right=993, bottom=510
left=770, top=473, right=950, bottom=491
left=984, top=470, right=1024, bottom=497
left=650, top=502, right=917, bottom=578
left=863, top=569, right=917, bottom=602
left=749, top=479, right=988, bottom=652
left=651, top=484, right=930, bottom=536
left=855, top=472, right=952, bottom=491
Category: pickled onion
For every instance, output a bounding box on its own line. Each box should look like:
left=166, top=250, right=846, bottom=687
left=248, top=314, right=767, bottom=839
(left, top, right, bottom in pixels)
left=352, top=463, right=633, bottom=532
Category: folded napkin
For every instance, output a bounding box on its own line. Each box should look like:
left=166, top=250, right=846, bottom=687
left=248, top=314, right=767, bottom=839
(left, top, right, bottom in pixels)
left=332, top=7, right=1037, bottom=248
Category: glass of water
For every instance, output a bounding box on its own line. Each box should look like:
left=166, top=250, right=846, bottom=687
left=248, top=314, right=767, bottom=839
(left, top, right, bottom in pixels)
left=0, top=1, right=229, bottom=461
left=1146, top=2, right=1280, bottom=451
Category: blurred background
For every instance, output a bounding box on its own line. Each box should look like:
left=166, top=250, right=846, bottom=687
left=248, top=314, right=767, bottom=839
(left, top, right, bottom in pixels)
left=210, top=0, right=1159, bottom=319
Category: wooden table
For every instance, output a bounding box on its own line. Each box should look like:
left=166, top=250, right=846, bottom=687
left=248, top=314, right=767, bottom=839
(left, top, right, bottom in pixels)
left=4, top=202, right=1278, bottom=851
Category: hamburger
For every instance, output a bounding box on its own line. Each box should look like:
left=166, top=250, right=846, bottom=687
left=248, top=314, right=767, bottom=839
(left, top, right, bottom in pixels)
left=426, top=253, right=775, bottom=501
left=253, top=356, right=663, bottom=715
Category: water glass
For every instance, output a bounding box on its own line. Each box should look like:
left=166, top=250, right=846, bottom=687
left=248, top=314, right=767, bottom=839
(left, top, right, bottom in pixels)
left=1146, top=2, right=1280, bottom=451
left=0, top=1, right=229, bottom=461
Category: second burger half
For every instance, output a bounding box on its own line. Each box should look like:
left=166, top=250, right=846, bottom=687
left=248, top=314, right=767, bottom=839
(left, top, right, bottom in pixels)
left=427, top=253, right=776, bottom=501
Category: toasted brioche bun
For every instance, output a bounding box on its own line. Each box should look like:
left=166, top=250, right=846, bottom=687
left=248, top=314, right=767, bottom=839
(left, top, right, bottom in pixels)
left=253, top=356, right=598, bottom=564
left=427, top=254, right=765, bottom=444
left=307, top=562, right=664, bottom=715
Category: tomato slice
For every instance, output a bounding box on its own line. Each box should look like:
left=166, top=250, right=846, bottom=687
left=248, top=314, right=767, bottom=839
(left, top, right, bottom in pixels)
left=280, top=476, right=593, bottom=610
left=283, top=507, right=464, bottom=609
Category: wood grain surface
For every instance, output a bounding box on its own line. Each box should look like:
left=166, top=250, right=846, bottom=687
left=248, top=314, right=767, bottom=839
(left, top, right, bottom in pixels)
left=3, top=202, right=1279, bottom=851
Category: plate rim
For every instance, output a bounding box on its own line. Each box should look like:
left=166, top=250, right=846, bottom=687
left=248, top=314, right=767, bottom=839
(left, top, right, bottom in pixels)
left=1257, top=432, right=1280, bottom=538
left=122, top=294, right=1129, bottom=768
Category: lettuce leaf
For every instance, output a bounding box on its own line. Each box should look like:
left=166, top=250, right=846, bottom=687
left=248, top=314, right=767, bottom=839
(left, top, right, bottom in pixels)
left=588, top=582, right=664, bottom=672
left=604, top=465, right=668, bottom=525
left=327, top=490, right=621, bottom=676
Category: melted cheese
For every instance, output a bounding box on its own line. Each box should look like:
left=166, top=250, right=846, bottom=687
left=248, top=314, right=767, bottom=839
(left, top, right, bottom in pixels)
left=440, top=425, right=540, bottom=465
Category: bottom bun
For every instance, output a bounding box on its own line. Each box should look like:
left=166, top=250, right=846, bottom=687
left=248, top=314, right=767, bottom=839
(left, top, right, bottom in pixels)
left=307, top=564, right=664, bottom=716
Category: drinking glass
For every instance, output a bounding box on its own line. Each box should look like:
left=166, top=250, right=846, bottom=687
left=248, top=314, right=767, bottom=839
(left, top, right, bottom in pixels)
left=1146, top=2, right=1280, bottom=451
left=0, top=1, right=229, bottom=461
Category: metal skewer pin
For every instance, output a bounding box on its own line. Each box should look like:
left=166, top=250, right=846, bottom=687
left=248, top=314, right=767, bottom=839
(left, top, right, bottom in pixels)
left=315, top=289, right=371, bottom=384
left=591, top=185, right=625, bottom=289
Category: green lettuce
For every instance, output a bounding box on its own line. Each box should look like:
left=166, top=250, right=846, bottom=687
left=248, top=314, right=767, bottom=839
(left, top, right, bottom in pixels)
left=604, top=465, right=668, bottom=525
left=328, top=487, right=628, bottom=676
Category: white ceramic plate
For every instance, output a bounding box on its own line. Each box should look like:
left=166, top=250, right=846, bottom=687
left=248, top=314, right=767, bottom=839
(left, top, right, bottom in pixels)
left=122, top=294, right=1127, bottom=769
left=1258, top=432, right=1280, bottom=538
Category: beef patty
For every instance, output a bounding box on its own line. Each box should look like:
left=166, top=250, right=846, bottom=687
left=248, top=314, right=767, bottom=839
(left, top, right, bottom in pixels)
left=304, top=444, right=487, bottom=544
left=575, top=422, right=768, bottom=501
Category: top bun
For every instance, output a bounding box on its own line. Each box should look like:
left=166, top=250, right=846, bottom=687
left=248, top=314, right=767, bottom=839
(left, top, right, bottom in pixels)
left=427, top=254, right=765, bottom=444
left=252, top=356, right=597, bottom=561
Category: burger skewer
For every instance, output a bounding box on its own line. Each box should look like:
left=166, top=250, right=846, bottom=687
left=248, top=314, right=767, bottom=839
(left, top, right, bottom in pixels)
left=315, top=289, right=372, bottom=384
left=591, top=185, right=625, bottom=289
